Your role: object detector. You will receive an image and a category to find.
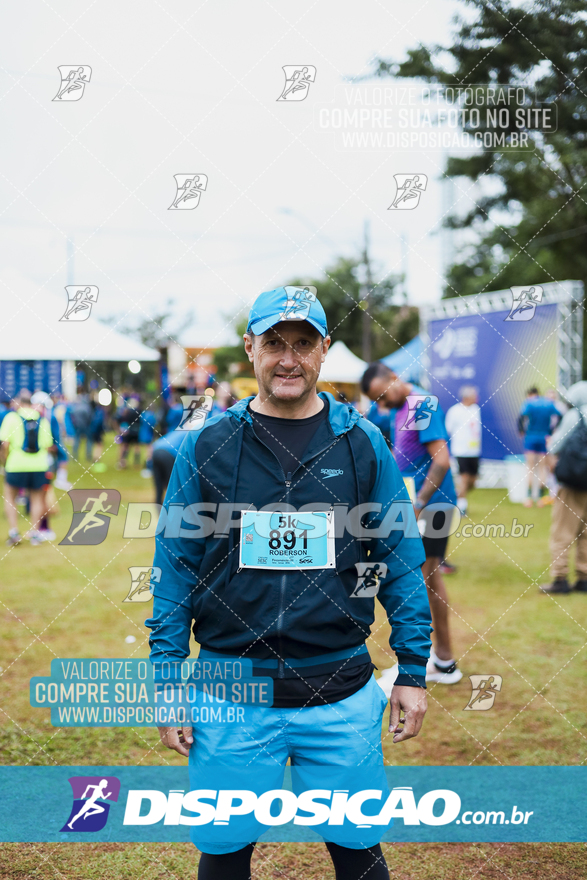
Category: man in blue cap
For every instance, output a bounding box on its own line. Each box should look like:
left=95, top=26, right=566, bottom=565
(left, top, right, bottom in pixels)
left=146, top=286, right=431, bottom=879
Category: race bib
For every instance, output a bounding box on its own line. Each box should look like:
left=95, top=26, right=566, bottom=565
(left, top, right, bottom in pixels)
left=239, top=509, right=335, bottom=570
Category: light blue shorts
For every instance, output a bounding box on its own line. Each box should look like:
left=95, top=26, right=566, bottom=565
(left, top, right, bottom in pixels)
left=188, top=674, right=390, bottom=854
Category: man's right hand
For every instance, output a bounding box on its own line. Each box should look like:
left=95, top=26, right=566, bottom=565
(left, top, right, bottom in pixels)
left=158, top=725, right=193, bottom=757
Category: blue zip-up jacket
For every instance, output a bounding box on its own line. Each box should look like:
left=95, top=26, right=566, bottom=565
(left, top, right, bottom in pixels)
left=152, top=429, right=187, bottom=456
left=145, top=393, right=432, bottom=689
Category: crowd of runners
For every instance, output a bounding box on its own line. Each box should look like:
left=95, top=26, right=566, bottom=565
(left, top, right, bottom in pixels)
left=0, top=382, right=239, bottom=545
left=0, top=388, right=174, bottom=545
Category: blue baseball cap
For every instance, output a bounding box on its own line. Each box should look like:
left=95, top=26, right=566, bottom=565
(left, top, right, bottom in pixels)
left=247, top=286, right=328, bottom=337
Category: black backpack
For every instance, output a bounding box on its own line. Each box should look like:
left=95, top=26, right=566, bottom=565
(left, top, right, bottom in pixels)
left=20, top=415, right=40, bottom=454
left=554, top=410, right=587, bottom=491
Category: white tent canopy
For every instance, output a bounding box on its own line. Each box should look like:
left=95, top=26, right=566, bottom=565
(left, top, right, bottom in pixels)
left=0, top=271, right=159, bottom=362
left=319, top=340, right=367, bottom=384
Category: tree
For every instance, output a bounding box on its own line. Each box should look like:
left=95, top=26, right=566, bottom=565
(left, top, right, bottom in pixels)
left=212, top=318, right=255, bottom=381
left=287, top=255, right=415, bottom=360
left=120, top=299, right=195, bottom=349
left=101, top=299, right=195, bottom=395
left=372, top=0, right=587, bottom=304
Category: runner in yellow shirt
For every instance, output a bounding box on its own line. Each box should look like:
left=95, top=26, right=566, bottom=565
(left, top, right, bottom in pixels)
left=0, top=389, right=53, bottom=546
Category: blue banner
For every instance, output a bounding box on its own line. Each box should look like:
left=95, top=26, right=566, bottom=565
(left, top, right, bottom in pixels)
left=0, top=766, right=584, bottom=843
left=427, top=303, right=558, bottom=460
left=0, top=360, right=62, bottom=401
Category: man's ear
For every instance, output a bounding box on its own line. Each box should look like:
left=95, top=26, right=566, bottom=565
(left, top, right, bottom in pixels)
left=320, top=335, right=332, bottom=363
left=243, top=333, right=254, bottom=364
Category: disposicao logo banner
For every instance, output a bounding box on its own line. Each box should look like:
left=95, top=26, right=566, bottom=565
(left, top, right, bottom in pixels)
left=0, top=767, right=585, bottom=843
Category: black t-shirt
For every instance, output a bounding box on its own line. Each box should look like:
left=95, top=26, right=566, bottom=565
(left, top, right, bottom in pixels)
left=248, top=400, right=328, bottom=478
left=248, top=398, right=373, bottom=707
left=268, top=662, right=375, bottom=708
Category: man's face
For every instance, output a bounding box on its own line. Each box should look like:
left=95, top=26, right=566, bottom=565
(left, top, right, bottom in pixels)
left=244, top=322, right=330, bottom=404
left=367, top=372, right=409, bottom=409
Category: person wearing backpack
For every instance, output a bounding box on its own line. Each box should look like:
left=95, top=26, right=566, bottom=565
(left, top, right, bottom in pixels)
left=541, top=381, right=587, bottom=594
left=0, top=389, right=53, bottom=546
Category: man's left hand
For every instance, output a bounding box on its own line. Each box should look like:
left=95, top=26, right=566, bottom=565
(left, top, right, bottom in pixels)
left=389, top=685, right=427, bottom=743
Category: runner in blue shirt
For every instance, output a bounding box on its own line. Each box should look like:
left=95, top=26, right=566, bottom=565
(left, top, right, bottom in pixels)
left=138, top=406, right=158, bottom=478
left=50, top=395, right=72, bottom=489
left=150, top=429, right=185, bottom=503
left=165, top=396, right=184, bottom=431
left=138, top=407, right=157, bottom=445
left=365, top=400, right=393, bottom=448
left=88, top=401, right=106, bottom=468
left=518, top=387, right=561, bottom=507
left=362, top=364, right=462, bottom=686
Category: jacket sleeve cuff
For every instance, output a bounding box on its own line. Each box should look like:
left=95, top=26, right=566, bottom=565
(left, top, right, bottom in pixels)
left=395, top=652, right=427, bottom=689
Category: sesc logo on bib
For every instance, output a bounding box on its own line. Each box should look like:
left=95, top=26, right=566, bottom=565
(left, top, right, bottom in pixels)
left=239, top=509, right=335, bottom=570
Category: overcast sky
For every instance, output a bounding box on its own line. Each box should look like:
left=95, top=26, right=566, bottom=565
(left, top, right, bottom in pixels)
left=1, top=0, right=475, bottom=351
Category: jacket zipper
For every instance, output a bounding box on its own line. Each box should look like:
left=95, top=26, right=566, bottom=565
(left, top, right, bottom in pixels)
left=275, top=441, right=340, bottom=679
left=276, top=471, right=292, bottom=679
left=246, top=417, right=350, bottom=679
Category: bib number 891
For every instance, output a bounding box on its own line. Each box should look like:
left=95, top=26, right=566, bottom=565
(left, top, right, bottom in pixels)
left=268, top=525, right=308, bottom=551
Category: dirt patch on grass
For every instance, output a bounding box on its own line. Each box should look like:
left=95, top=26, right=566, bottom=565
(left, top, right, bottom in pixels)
left=1, top=842, right=586, bottom=880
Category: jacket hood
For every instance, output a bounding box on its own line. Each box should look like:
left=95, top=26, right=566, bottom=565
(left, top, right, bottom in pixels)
left=562, top=381, right=587, bottom=408
left=226, top=391, right=362, bottom=437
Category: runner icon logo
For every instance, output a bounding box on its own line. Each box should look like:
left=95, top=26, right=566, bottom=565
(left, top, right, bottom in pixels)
left=277, top=66, right=316, bottom=102
left=59, top=489, right=121, bottom=545
left=60, top=776, right=120, bottom=832
left=168, top=174, right=208, bottom=210
left=388, top=174, right=428, bottom=210
left=505, top=286, right=543, bottom=322
left=59, top=286, right=99, bottom=322
left=279, top=286, right=317, bottom=322
left=178, top=395, right=213, bottom=431
left=463, top=675, right=503, bottom=711
left=52, top=66, right=92, bottom=101
left=401, top=395, right=439, bottom=431
left=351, top=562, right=388, bottom=597
left=123, top=566, right=161, bottom=603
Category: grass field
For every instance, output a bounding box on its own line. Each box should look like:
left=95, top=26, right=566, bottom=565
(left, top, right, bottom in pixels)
left=1, top=436, right=586, bottom=877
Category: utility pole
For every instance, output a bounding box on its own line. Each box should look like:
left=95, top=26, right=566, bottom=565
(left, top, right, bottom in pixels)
left=440, top=172, right=456, bottom=287
left=400, top=232, right=409, bottom=303
left=66, top=235, right=75, bottom=286
left=361, top=219, right=373, bottom=362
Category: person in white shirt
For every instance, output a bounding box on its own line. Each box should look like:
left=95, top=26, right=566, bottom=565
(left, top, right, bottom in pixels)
left=445, top=386, right=482, bottom=516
